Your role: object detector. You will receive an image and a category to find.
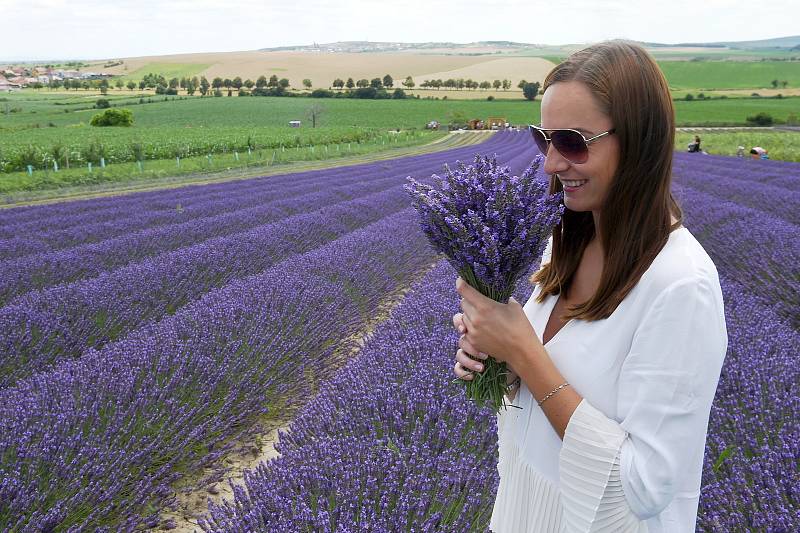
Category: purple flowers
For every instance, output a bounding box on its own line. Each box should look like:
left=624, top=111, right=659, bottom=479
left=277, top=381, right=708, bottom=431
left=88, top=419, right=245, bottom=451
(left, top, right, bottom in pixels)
left=405, top=154, right=563, bottom=411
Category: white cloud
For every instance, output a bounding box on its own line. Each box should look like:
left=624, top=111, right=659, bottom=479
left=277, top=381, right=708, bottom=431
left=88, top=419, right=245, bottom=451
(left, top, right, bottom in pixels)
left=1, top=0, right=798, bottom=60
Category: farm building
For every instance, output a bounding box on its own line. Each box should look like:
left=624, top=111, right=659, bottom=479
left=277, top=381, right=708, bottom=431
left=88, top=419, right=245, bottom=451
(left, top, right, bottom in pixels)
left=486, top=116, right=508, bottom=129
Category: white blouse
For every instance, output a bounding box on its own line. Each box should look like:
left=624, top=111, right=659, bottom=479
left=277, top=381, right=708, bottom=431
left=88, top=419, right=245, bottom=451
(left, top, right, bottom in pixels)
left=490, top=227, right=728, bottom=533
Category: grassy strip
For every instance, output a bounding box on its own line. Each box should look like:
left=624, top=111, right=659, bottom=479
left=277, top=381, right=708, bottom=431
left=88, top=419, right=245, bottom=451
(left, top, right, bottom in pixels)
left=674, top=130, right=800, bottom=162
left=0, top=131, right=492, bottom=208
left=0, top=130, right=443, bottom=196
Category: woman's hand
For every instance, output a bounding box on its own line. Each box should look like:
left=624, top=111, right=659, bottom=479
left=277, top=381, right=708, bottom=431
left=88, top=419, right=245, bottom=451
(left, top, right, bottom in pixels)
left=454, top=276, right=543, bottom=371
left=452, top=312, right=488, bottom=381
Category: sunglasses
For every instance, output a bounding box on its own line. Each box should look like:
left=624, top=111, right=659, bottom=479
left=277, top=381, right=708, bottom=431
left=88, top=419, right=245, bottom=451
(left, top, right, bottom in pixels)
left=528, top=124, right=616, bottom=164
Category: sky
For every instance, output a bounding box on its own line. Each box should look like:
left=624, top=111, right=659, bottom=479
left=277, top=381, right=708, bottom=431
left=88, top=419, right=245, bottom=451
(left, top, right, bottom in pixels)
left=2, top=0, right=799, bottom=61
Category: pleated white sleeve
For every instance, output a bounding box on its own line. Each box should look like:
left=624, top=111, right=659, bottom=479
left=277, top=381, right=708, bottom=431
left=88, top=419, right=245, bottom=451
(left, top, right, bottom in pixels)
left=558, top=275, right=727, bottom=530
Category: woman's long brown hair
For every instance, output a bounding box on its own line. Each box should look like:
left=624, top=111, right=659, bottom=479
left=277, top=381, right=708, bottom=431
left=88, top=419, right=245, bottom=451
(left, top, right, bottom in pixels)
left=530, top=40, right=683, bottom=320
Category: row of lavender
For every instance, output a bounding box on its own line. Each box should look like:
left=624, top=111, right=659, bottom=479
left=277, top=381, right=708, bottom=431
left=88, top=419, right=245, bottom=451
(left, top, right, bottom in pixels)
left=0, top=209, right=439, bottom=531
left=0, top=132, right=535, bottom=242
left=0, top=133, right=523, bottom=232
left=202, top=260, right=798, bottom=531
left=0, top=132, right=535, bottom=302
left=0, top=133, right=531, bottom=261
left=0, top=133, right=541, bottom=529
left=0, top=186, right=416, bottom=388
left=202, top=260, right=521, bottom=532
left=201, top=158, right=800, bottom=530
left=0, top=136, right=538, bottom=389
left=672, top=152, right=800, bottom=227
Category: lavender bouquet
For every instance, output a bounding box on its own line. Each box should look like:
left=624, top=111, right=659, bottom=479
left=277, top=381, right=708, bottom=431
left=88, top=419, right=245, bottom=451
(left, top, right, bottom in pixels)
left=405, top=154, right=564, bottom=411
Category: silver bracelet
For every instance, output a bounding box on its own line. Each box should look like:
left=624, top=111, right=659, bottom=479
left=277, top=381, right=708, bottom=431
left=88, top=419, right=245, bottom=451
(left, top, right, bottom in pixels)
left=536, top=382, right=570, bottom=406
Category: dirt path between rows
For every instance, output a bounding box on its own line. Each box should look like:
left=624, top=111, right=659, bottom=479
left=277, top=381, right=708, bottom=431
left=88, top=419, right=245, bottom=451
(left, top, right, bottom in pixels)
left=156, top=260, right=440, bottom=531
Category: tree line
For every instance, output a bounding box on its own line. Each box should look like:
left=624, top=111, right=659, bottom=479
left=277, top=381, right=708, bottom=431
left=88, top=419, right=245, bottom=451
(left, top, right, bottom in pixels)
left=33, top=72, right=543, bottom=100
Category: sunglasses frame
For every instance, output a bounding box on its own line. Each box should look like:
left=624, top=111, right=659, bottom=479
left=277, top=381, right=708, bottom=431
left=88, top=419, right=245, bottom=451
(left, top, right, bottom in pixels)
left=528, top=124, right=616, bottom=164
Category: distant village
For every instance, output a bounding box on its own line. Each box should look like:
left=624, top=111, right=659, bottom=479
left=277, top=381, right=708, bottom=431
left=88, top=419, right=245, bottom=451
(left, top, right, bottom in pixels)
left=0, top=64, right=114, bottom=91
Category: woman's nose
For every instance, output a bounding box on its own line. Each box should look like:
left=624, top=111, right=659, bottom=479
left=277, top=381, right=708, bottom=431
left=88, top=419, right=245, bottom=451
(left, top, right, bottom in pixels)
left=542, top=144, right=570, bottom=176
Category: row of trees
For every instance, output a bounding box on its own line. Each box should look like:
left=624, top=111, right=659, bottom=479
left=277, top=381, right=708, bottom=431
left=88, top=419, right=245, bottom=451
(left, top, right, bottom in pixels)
left=328, top=75, right=538, bottom=93
left=35, top=72, right=543, bottom=99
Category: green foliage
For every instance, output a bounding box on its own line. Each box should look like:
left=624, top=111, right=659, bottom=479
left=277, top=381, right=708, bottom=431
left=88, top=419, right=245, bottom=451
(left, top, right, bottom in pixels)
left=522, top=82, right=541, bottom=101
left=95, top=98, right=111, bottom=109
left=746, top=112, right=774, bottom=126
left=90, top=108, right=134, bottom=127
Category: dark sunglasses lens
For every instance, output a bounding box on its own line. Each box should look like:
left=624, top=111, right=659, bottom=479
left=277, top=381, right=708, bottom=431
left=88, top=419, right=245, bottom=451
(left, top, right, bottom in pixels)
left=530, top=127, right=549, bottom=155
left=552, top=130, right=588, bottom=163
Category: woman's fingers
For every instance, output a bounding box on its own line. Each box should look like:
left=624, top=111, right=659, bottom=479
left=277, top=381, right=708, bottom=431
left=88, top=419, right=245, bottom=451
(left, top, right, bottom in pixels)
left=458, top=334, right=487, bottom=361
left=452, top=312, right=466, bottom=333
left=456, top=348, right=485, bottom=373
left=453, top=360, right=473, bottom=381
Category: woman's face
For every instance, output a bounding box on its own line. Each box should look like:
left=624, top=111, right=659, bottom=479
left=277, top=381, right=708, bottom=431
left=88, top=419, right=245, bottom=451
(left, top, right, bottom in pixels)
left=540, top=80, right=620, bottom=213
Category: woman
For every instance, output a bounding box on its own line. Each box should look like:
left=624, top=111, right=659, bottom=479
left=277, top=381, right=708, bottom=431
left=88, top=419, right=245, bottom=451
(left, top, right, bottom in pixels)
left=452, top=41, right=727, bottom=532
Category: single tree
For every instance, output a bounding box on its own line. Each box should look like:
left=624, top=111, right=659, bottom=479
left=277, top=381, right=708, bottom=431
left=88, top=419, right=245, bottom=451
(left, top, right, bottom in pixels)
left=256, top=75, right=267, bottom=88
left=212, top=77, right=223, bottom=89
left=200, top=76, right=210, bottom=95
left=346, top=77, right=355, bottom=89
left=403, top=76, right=415, bottom=89
left=233, top=76, right=243, bottom=89
left=480, top=81, right=492, bottom=90
left=517, top=79, right=527, bottom=90
left=169, top=77, right=179, bottom=89
left=244, top=79, right=254, bottom=89
left=278, top=78, right=290, bottom=88
left=356, top=78, right=369, bottom=88
left=370, top=78, right=383, bottom=89
left=115, top=78, right=124, bottom=90
left=522, top=82, right=541, bottom=101
left=268, top=74, right=279, bottom=87
left=382, top=74, right=393, bottom=88
left=332, top=78, right=344, bottom=89
left=303, top=78, right=313, bottom=89
left=126, top=80, right=136, bottom=91
left=493, top=79, right=501, bottom=90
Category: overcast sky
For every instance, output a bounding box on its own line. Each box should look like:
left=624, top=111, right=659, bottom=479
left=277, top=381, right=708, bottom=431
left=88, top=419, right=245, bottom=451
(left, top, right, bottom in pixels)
left=2, top=0, right=798, bottom=61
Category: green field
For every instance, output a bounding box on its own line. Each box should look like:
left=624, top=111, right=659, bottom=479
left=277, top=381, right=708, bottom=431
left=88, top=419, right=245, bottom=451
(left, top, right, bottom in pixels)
left=657, top=60, right=800, bottom=90
left=2, top=90, right=799, bottom=196
left=4, top=90, right=798, bottom=133
left=675, top=130, right=800, bottom=162
left=672, top=97, right=799, bottom=125
left=117, top=62, right=213, bottom=82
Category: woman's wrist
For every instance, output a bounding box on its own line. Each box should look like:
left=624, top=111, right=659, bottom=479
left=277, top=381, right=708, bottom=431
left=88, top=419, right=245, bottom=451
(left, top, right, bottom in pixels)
left=505, top=363, right=518, bottom=385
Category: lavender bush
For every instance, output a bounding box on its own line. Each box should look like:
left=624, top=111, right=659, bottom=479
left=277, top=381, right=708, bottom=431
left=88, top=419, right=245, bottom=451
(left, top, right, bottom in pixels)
left=405, top=154, right=563, bottom=412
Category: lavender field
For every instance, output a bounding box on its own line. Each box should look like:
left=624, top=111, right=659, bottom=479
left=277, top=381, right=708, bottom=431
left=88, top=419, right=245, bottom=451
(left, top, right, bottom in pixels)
left=0, top=131, right=797, bottom=531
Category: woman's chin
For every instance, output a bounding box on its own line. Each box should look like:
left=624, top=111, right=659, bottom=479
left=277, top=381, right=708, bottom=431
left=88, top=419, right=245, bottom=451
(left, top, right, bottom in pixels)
left=563, top=198, right=588, bottom=212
